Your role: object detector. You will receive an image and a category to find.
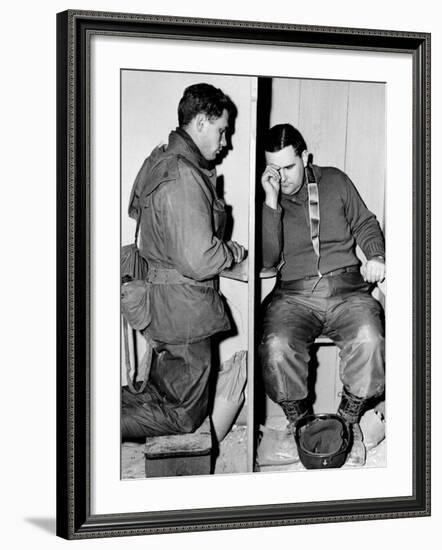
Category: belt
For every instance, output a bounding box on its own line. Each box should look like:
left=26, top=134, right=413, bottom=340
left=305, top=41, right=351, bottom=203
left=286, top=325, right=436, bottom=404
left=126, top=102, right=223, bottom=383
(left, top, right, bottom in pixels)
left=279, top=265, right=360, bottom=290
left=146, top=264, right=216, bottom=288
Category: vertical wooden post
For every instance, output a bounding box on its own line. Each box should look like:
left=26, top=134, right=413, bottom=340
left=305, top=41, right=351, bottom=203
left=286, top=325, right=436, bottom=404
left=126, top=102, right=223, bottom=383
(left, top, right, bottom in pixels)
left=247, top=78, right=258, bottom=472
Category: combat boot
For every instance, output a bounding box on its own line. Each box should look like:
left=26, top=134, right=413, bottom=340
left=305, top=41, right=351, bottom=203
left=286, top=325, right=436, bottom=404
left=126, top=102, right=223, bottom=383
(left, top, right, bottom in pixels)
left=278, top=398, right=311, bottom=463
left=280, top=397, right=310, bottom=425
left=256, top=398, right=309, bottom=467
left=337, top=388, right=367, bottom=467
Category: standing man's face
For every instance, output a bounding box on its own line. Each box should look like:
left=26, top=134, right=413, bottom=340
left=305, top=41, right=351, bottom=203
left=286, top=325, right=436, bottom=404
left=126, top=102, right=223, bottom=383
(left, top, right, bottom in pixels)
left=265, top=145, right=308, bottom=196
left=198, top=109, right=229, bottom=161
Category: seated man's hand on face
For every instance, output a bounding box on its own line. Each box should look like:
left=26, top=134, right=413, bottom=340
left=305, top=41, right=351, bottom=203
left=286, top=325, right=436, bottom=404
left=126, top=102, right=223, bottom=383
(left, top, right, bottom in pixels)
left=227, top=240, right=246, bottom=263
left=361, top=258, right=385, bottom=283
left=261, top=164, right=281, bottom=209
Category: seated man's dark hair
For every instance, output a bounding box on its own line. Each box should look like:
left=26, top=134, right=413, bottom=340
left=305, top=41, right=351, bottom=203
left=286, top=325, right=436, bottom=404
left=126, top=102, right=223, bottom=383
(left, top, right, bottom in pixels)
left=178, top=83, right=231, bottom=127
left=264, top=124, right=307, bottom=156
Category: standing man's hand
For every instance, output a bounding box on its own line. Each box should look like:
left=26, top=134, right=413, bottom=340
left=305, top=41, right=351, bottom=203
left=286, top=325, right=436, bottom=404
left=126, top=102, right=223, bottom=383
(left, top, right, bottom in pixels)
left=261, top=164, right=281, bottom=210
left=361, top=257, right=385, bottom=283
left=227, top=240, right=246, bottom=263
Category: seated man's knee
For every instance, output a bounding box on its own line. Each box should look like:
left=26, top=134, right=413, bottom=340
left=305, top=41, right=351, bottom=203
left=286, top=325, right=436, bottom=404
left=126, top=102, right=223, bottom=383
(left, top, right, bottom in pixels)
left=342, top=324, right=385, bottom=400
left=259, top=333, right=290, bottom=367
left=354, top=323, right=384, bottom=353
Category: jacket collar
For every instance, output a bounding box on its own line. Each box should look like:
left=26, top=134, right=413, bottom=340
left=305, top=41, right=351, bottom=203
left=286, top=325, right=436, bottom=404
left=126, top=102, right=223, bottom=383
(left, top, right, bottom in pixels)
left=128, top=128, right=215, bottom=219
left=167, top=127, right=211, bottom=171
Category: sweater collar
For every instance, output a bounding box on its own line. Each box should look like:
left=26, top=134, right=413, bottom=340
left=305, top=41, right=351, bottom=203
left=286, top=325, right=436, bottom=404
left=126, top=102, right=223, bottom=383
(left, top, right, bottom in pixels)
left=281, top=165, right=322, bottom=204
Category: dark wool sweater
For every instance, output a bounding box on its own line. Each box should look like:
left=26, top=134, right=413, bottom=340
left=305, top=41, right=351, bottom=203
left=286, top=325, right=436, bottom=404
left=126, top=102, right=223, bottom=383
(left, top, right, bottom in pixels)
left=262, top=165, right=385, bottom=281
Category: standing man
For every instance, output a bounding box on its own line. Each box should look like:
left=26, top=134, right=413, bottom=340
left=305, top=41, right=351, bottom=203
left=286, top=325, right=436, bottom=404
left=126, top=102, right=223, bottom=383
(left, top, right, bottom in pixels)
left=122, top=83, right=245, bottom=439
left=259, top=124, right=385, bottom=466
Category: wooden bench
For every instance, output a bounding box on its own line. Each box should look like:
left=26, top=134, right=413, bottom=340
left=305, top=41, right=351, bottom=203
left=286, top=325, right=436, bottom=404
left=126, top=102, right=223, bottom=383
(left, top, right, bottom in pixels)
left=144, top=417, right=212, bottom=478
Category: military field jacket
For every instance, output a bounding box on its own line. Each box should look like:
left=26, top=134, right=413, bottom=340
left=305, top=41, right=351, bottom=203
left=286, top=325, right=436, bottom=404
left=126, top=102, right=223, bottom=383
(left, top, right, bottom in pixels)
left=128, top=129, right=234, bottom=344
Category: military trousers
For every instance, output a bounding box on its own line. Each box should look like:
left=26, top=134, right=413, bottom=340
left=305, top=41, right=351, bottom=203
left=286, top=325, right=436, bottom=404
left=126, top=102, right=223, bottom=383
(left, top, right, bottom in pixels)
left=121, top=338, right=212, bottom=439
left=258, top=272, right=385, bottom=406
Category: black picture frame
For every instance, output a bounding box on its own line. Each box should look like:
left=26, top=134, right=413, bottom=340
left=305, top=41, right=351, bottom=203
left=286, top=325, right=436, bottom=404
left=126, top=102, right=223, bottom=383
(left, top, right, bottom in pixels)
left=56, top=9, right=431, bottom=540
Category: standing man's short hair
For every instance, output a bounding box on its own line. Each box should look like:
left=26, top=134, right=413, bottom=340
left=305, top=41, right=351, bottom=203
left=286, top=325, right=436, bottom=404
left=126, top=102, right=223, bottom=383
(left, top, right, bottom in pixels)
left=264, top=124, right=307, bottom=156
left=178, top=83, right=231, bottom=127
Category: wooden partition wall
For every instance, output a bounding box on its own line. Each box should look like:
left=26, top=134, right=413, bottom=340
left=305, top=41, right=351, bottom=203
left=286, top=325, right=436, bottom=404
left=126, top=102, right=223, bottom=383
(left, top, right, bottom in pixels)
left=121, top=73, right=386, bottom=472
left=264, top=78, right=386, bottom=419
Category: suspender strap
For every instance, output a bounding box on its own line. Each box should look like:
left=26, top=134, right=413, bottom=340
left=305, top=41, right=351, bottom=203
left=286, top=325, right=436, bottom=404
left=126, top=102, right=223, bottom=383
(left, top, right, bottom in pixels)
left=134, top=209, right=141, bottom=245
left=305, top=165, right=321, bottom=277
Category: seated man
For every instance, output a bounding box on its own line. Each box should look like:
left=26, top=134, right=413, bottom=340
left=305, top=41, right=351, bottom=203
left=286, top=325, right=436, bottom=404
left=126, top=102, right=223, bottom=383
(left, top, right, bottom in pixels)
left=121, top=83, right=245, bottom=440
left=258, top=124, right=385, bottom=466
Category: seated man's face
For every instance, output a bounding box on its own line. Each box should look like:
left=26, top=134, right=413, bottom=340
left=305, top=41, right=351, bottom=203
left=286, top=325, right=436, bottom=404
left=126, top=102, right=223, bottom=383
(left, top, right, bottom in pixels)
left=199, top=109, right=229, bottom=161
left=265, top=145, right=306, bottom=196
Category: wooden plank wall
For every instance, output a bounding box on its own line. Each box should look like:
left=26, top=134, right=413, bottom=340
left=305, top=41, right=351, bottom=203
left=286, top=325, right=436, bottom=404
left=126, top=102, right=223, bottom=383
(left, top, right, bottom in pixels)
left=267, top=77, right=386, bottom=415
left=271, top=78, right=385, bottom=227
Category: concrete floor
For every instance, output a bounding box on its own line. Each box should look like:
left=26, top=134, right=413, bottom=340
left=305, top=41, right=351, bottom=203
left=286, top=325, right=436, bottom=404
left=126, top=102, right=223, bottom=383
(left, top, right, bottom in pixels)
left=122, top=424, right=248, bottom=479
left=122, top=422, right=386, bottom=479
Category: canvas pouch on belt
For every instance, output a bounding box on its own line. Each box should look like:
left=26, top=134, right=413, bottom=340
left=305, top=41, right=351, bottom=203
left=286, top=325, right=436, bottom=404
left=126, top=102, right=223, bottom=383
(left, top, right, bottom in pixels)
left=121, top=242, right=152, bottom=331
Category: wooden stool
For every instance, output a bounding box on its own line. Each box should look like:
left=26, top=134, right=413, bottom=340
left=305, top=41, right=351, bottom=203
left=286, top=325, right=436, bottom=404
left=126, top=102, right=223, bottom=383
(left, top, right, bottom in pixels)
left=144, top=417, right=212, bottom=478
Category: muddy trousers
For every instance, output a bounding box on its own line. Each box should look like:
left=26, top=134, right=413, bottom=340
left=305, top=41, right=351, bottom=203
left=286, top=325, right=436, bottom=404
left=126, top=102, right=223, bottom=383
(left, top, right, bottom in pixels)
left=121, top=338, right=212, bottom=440
left=258, top=274, right=385, bottom=408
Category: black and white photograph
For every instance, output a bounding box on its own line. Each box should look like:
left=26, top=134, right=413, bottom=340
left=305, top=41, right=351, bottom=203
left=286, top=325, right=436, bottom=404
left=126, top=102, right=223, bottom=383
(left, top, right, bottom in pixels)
left=120, top=70, right=387, bottom=479
left=54, top=7, right=431, bottom=541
